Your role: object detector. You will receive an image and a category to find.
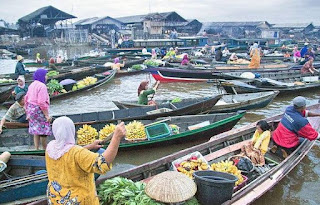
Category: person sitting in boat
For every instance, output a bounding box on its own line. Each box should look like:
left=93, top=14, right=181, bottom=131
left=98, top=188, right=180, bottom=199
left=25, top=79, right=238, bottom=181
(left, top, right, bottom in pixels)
left=300, top=43, right=309, bottom=58
left=175, top=47, right=179, bottom=55
left=49, top=57, right=58, bottom=70
left=293, top=47, right=301, bottom=63
left=112, top=57, right=125, bottom=71
left=142, top=47, right=149, bottom=55
left=15, top=55, right=29, bottom=79
left=0, top=92, right=27, bottom=134
left=271, top=96, right=320, bottom=158
left=301, top=57, right=319, bottom=74
left=46, top=116, right=126, bottom=205
left=284, top=51, right=291, bottom=58
left=12, top=76, right=28, bottom=97
left=151, top=49, right=157, bottom=59
left=248, top=43, right=261, bottom=69
left=222, top=47, right=230, bottom=57
left=165, top=47, right=176, bottom=60
left=138, top=81, right=160, bottom=105
left=56, top=55, right=63, bottom=64
left=215, top=47, right=224, bottom=62
left=229, top=53, right=238, bottom=61
left=36, top=53, right=42, bottom=63
left=241, top=120, right=271, bottom=165
left=181, top=54, right=190, bottom=66
left=304, top=48, right=315, bottom=60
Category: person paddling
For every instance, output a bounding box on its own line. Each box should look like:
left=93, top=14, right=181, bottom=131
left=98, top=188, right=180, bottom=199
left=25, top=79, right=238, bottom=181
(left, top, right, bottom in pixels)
left=138, top=81, right=160, bottom=105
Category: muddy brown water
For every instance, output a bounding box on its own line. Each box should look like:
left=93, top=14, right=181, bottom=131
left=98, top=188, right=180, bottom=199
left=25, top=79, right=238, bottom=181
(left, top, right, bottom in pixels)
left=1, top=55, right=320, bottom=204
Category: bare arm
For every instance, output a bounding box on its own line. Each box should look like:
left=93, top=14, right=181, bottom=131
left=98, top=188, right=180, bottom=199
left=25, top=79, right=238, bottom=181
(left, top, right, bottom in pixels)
left=0, top=117, right=6, bottom=134
left=307, top=111, right=320, bottom=117
left=102, top=122, right=126, bottom=163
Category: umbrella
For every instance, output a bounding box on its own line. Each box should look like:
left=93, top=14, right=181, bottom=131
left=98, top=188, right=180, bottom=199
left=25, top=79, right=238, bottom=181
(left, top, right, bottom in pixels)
left=60, top=79, right=76, bottom=86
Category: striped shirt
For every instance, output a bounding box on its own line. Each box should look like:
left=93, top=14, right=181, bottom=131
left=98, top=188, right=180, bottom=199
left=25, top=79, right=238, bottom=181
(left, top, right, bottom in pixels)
left=4, top=102, right=25, bottom=122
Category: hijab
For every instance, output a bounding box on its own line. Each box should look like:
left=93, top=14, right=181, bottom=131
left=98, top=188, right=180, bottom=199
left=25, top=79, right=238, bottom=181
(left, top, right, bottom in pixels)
left=33, top=68, right=47, bottom=84
left=114, top=57, right=120, bottom=64
left=46, top=116, right=76, bottom=160
left=17, top=75, right=25, bottom=88
left=253, top=43, right=258, bottom=49
left=138, top=81, right=149, bottom=96
left=182, top=54, right=189, bottom=61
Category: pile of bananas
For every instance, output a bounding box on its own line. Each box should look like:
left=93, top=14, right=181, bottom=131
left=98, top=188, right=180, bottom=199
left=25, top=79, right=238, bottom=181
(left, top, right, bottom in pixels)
left=77, top=124, right=98, bottom=145
left=99, top=124, right=116, bottom=140
left=76, top=77, right=98, bottom=89
left=125, top=121, right=146, bottom=141
left=175, top=157, right=209, bottom=178
left=210, top=160, right=244, bottom=186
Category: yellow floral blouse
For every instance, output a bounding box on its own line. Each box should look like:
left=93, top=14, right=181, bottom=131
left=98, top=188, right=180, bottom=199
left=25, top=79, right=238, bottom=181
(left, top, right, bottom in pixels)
left=45, top=146, right=112, bottom=205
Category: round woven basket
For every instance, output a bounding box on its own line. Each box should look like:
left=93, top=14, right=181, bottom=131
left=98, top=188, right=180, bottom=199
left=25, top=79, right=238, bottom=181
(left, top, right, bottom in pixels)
left=145, top=171, right=197, bottom=203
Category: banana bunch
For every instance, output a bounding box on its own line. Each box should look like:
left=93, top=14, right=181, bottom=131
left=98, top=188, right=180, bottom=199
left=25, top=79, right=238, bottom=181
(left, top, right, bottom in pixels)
left=77, top=124, right=98, bottom=145
left=125, top=121, right=146, bottom=140
left=210, top=160, right=244, bottom=186
left=99, top=124, right=116, bottom=140
left=76, top=77, right=98, bottom=89
left=175, top=157, right=209, bottom=179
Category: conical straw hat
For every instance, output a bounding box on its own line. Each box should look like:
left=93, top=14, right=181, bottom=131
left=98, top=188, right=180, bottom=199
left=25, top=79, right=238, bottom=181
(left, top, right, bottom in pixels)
left=145, top=171, right=197, bottom=203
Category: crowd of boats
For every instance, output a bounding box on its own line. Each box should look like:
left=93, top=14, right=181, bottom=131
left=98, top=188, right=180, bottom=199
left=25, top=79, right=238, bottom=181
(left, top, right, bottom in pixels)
left=0, top=43, right=320, bottom=204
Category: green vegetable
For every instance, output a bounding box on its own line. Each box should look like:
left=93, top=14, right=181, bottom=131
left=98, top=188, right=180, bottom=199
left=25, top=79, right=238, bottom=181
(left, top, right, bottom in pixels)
left=98, top=177, right=199, bottom=205
left=47, top=71, right=59, bottom=77
left=143, top=60, right=160, bottom=67
left=171, top=97, right=182, bottom=103
left=47, top=79, right=63, bottom=95
left=0, top=78, right=14, bottom=84
left=131, top=64, right=143, bottom=70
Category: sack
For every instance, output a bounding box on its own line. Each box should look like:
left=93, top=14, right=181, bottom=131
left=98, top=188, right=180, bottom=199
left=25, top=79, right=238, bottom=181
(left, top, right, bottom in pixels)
left=236, top=157, right=254, bottom=173
left=241, top=144, right=265, bottom=165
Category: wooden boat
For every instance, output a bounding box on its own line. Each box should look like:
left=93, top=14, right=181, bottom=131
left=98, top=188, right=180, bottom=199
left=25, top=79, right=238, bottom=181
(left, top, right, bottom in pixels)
left=24, top=61, right=73, bottom=68
left=0, top=155, right=47, bottom=204
left=220, top=77, right=320, bottom=95
left=0, top=84, right=15, bottom=103
left=0, top=111, right=245, bottom=155
left=27, top=103, right=320, bottom=205
left=113, top=91, right=279, bottom=113
left=50, top=70, right=116, bottom=101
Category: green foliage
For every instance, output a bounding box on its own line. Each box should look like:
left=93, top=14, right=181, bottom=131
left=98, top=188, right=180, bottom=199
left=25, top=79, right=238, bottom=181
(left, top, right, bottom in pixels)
left=131, top=64, right=143, bottom=70
left=171, top=97, right=182, bottom=103
left=46, top=71, right=59, bottom=77
left=47, top=79, right=63, bottom=95
left=143, top=60, right=160, bottom=67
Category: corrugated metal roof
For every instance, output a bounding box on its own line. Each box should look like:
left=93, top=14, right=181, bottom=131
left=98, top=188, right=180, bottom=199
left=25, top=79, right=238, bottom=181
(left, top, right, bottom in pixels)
left=116, top=11, right=186, bottom=24
left=19, top=6, right=76, bottom=23
left=272, top=23, right=312, bottom=28
left=202, top=21, right=267, bottom=27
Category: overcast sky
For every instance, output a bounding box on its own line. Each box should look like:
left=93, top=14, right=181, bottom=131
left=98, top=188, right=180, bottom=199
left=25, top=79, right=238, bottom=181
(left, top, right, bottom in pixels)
left=1, top=0, right=320, bottom=25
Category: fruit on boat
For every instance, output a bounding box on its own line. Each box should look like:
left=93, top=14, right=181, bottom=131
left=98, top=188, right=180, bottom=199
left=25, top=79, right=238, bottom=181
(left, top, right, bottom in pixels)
left=77, top=124, right=98, bottom=145
left=125, top=121, right=146, bottom=140
left=99, top=124, right=116, bottom=140
left=176, top=157, right=209, bottom=178
left=210, top=160, right=244, bottom=186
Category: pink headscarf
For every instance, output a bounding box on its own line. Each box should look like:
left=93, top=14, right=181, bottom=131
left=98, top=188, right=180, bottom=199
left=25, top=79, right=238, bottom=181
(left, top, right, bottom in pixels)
left=114, top=58, right=120, bottom=64
left=46, top=116, right=75, bottom=160
left=17, top=76, right=25, bottom=89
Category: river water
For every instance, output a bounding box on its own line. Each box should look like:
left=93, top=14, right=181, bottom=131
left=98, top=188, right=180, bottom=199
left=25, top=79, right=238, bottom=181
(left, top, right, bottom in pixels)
left=1, top=47, right=320, bottom=204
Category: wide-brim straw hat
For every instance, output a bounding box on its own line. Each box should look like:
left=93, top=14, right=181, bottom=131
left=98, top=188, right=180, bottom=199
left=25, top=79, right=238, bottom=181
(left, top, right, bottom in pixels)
left=145, top=171, right=197, bottom=203
left=17, top=55, right=24, bottom=61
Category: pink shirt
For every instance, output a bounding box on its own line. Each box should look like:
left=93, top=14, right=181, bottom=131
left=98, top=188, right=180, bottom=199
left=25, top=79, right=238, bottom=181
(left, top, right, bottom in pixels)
left=25, top=80, right=50, bottom=111
left=294, top=51, right=301, bottom=57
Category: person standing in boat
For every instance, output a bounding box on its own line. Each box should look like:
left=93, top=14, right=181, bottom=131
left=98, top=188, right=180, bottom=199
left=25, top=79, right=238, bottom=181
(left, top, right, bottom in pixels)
left=271, top=96, right=320, bottom=158
left=111, top=57, right=125, bottom=71
left=25, top=69, right=52, bottom=150
left=56, top=55, right=63, bottom=64
left=15, top=55, right=29, bottom=79
left=46, top=116, right=126, bottom=205
left=248, top=43, right=261, bottom=69
left=138, top=80, right=160, bottom=105
left=151, top=49, right=157, bottom=59
left=300, top=43, right=309, bottom=58
left=181, top=54, right=190, bottom=65
left=292, top=47, right=301, bottom=63
left=215, top=47, right=224, bottom=62
left=301, top=57, right=319, bottom=74
left=0, top=92, right=27, bottom=134
left=12, top=76, right=28, bottom=97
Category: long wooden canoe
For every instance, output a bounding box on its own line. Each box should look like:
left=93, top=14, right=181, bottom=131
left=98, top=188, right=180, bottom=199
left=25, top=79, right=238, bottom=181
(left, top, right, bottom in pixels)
left=113, top=91, right=279, bottom=112
left=0, top=111, right=245, bottom=156
left=25, top=103, right=320, bottom=205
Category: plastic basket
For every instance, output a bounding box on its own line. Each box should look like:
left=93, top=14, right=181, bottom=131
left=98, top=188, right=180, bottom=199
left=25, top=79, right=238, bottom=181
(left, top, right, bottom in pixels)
left=172, top=151, right=209, bottom=171
left=145, top=123, right=171, bottom=140
left=233, top=175, right=248, bottom=192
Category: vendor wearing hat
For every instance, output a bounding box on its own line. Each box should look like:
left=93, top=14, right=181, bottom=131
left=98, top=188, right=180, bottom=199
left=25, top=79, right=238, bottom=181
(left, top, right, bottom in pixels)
left=0, top=92, right=27, bottom=134
left=15, top=55, right=29, bottom=79
left=272, top=96, right=320, bottom=157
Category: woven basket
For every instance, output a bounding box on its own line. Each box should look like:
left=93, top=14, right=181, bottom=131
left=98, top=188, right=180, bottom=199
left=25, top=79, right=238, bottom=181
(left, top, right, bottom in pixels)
left=145, top=171, right=197, bottom=203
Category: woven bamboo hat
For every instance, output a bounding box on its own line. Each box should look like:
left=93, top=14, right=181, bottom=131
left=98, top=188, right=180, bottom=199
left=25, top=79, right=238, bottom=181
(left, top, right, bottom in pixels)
left=145, top=171, right=197, bottom=203
left=17, top=55, right=24, bottom=61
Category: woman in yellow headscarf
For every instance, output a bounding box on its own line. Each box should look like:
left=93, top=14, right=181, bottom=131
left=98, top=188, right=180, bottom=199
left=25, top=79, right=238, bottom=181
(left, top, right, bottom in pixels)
left=248, top=43, right=261, bottom=69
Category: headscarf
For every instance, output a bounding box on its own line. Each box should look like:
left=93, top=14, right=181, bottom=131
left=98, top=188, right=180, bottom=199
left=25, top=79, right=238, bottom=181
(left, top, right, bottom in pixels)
left=230, top=53, right=237, bottom=59
left=33, top=68, right=47, bottom=84
left=138, top=81, right=149, bottom=96
left=36, top=53, right=40, bottom=58
left=152, top=49, right=156, bottom=55
left=114, top=57, right=120, bottom=64
left=46, top=116, right=76, bottom=160
left=182, top=54, right=189, bottom=61
left=252, top=43, right=258, bottom=49
left=17, top=75, right=25, bottom=88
